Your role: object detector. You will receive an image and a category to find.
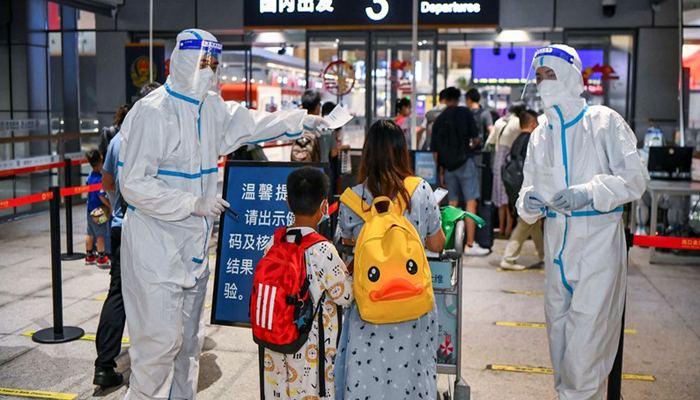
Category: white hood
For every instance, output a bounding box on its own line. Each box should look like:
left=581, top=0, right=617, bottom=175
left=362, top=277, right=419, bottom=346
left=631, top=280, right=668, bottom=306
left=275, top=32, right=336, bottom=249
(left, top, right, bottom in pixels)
left=167, top=29, right=221, bottom=102
left=532, top=44, right=586, bottom=119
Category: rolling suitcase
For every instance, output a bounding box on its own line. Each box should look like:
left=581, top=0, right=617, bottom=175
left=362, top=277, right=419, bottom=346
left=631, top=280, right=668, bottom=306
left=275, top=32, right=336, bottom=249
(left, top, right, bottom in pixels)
left=475, top=200, right=495, bottom=250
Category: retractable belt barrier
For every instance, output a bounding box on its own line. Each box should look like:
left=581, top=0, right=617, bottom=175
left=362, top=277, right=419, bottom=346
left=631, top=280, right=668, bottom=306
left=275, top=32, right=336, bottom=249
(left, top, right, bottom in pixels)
left=0, top=158, right=89, bottom=179
left=0, top=183, right=103, bottom=211
left=633, top=235, right=700, bottom=251
left=0, top=139, right=290, bottom=179
left=0, top=162, right=67, bottom=178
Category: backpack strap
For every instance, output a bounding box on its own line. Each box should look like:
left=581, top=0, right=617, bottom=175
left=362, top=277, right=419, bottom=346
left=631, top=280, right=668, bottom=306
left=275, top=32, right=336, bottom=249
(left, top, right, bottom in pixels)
left=395, top=176, right=422, bottom=214
left=273, top=227, right=288, bottom=244
left=299, top=231, right=327, bottom=250
left=341, top=177, right=423, bottom=218
left=340, top=188, right=371, bottom=222
left=317, top=291, right=327, bottom=397
left=293, top=231, right=327, bottom=304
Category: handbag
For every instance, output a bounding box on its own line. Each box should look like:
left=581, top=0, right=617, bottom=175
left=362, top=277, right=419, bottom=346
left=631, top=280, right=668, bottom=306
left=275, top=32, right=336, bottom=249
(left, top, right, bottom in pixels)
left=90, top=205, right=110, bottom=225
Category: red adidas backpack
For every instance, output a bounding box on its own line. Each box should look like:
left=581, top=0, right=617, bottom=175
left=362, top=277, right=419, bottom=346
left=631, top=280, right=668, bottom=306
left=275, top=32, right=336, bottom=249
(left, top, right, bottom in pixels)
left=251, top=227, right=327, bottom=353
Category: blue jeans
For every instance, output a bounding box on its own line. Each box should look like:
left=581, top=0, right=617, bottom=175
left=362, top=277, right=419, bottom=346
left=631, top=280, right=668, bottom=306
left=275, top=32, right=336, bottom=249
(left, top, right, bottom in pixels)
left=444, top=157, right=480, bottom=203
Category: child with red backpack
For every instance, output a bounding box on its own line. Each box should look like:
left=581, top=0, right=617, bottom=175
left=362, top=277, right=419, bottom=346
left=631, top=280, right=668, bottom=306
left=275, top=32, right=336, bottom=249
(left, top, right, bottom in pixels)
left=252, top=167, right=353, bottom=400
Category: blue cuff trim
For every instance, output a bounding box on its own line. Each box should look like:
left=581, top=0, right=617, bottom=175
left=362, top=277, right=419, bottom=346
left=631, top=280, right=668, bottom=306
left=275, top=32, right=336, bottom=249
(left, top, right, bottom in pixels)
left=192, top=257, right=204, bottom=264
left=244, top=130, right=304, bottom=145
left=127, top=205, right=136, bottom=211
left=303, top=124, right=314, bottom=131
left=117, top=161, right=124, bottom=167
left=165, top=82, right=200, bottom=106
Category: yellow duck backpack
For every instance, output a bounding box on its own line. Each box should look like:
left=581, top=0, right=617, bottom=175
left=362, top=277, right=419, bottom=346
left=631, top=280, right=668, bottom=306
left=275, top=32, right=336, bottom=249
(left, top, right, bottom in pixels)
left=339, top=176, right=434, bottom=324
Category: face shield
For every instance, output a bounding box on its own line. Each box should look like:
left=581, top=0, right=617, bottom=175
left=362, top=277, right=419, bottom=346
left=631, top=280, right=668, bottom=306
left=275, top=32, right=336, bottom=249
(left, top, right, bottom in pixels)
left=522, top=45, right=583, bottom=109
left=176, top=36, right=223, bottom=96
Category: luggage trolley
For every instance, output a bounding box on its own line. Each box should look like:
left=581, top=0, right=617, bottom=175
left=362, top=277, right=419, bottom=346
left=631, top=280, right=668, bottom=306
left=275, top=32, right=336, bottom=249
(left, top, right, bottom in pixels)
left=433, top=208, right=483, bottom=400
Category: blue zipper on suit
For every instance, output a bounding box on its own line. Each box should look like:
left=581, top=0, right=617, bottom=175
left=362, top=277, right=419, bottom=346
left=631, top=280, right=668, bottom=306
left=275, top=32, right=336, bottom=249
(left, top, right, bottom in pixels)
left=163, top=84, right=211, bottom=266
left=551, top=103, right=588, bottom=295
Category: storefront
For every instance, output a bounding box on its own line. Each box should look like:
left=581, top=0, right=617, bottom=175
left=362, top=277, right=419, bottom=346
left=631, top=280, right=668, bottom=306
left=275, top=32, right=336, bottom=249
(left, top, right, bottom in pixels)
left=229, top=0, right=636, bottom=146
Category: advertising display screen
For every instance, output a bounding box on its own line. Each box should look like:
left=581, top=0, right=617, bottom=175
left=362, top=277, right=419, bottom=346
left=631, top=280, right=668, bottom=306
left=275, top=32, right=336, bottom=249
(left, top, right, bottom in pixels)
left=472, top=47, right=604, bottom=85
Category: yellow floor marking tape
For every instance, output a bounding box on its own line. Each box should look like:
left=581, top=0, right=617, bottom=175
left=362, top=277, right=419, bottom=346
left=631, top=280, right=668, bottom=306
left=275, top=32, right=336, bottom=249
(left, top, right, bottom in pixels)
left=496, top=321, right=548, bottom=328
left=0, top=388, right=76, bottom=399
left=503, top=290, right=544, bottom=296
left=496, top=267, right=544, bottom=274
left=486, top=364, right=655, bottom=381
left=21, top=331, right=130, bottom=345
left=494, top=322, right=637, bottom=334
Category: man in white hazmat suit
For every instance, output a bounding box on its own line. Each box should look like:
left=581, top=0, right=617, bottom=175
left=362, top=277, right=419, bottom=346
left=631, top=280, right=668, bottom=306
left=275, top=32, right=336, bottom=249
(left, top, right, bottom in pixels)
left=118, top=29, right=327, bottom=400
left=516, top=45, right=648, bottom=400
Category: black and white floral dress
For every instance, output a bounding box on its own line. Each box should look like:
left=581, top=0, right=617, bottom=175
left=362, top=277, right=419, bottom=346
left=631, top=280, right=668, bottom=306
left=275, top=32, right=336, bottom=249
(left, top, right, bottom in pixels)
left=336, top=180, right=442, bottom=400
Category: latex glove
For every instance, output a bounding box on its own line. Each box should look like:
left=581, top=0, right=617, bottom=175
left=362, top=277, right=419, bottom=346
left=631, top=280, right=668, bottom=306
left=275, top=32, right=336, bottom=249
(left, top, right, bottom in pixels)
left=523, top=191, right=546, bottom=214
left=551, top=185, right=592, bottom=212
left=192, top=196, right=230, bottom=217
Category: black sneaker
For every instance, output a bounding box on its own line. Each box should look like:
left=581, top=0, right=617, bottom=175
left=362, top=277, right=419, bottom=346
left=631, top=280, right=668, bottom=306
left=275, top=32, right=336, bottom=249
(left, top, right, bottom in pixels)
left=93, top=367, right=124, bottom=388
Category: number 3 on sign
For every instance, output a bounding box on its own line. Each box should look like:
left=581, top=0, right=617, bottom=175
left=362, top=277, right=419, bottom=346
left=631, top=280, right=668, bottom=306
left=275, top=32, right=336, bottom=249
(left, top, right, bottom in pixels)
left=366, top=0, right=389, bottom=21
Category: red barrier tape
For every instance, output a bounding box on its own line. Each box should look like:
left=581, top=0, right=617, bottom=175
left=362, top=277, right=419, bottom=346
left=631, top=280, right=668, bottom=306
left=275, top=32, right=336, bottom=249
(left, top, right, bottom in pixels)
left=0, top=162, right=66, bottom=178
left=0, top=184, right=102, bottom=210
left=60, top=183, right=103, bottom=197
left=0, top=191, right=53, bottom=210
left=0, top=158, right=90, bottom=178
left=633, top=235, right=700, bottom=251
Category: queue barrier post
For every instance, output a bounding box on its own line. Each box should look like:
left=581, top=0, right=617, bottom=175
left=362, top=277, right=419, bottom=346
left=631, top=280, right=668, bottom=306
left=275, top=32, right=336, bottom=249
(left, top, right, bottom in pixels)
left=60, top=158, right=85, bottom=261
left=606, top=229, right=632, bottom=400
left=32, top=186, right=84, bottom=344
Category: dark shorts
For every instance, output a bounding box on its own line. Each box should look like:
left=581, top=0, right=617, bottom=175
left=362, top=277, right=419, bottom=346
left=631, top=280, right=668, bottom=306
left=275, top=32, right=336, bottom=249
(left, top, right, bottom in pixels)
left=87, top=216, right=109, bottom=238
left=444, top=157, right=480, bottom=203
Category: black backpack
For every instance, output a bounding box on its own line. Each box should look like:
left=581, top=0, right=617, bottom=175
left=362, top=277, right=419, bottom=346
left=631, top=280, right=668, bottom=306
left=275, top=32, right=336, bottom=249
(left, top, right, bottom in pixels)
left=502, top=133, right=530, bottom=206
left=434, top=117, right=469, bottom=171
left=469, top=107, right=487, bottom=150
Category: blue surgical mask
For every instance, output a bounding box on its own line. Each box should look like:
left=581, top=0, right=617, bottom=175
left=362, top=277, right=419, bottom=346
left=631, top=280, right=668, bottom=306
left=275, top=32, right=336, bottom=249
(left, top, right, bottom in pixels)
left=318, top=200, right=330, bottom=227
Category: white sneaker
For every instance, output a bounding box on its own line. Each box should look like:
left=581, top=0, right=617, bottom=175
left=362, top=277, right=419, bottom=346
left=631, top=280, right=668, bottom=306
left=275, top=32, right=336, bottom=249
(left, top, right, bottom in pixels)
left=500, top=260, right=527, bottom=270
left=464, top=243, right=490, bottom=256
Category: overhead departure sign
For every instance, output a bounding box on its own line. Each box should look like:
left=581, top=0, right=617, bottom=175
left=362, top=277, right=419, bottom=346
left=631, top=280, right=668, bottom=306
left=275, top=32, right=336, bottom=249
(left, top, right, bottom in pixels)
left=245, top=0, right=499, bottom=29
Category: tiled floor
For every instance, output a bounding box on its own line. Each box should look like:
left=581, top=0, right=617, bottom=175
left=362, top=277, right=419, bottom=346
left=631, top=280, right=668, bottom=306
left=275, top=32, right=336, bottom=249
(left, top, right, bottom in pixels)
left=1, top=205, right=699, bottom=399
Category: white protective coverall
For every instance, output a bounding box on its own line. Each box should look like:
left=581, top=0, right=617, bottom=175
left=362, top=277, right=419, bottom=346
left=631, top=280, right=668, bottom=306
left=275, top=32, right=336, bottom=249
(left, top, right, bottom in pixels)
left=516, top=45, right=648, bottom=400
left=119, top=29, right=308, bottom=400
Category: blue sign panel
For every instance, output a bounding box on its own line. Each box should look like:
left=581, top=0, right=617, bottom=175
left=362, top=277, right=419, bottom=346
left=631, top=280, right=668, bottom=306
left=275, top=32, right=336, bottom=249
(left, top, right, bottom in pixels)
left=435, top=292, right=458, bottom=366
left=211, top=161, right=323, bottom=326
left=430, top=260, right=453, bottom=290
left=414, top=151, right=437, bottom=185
